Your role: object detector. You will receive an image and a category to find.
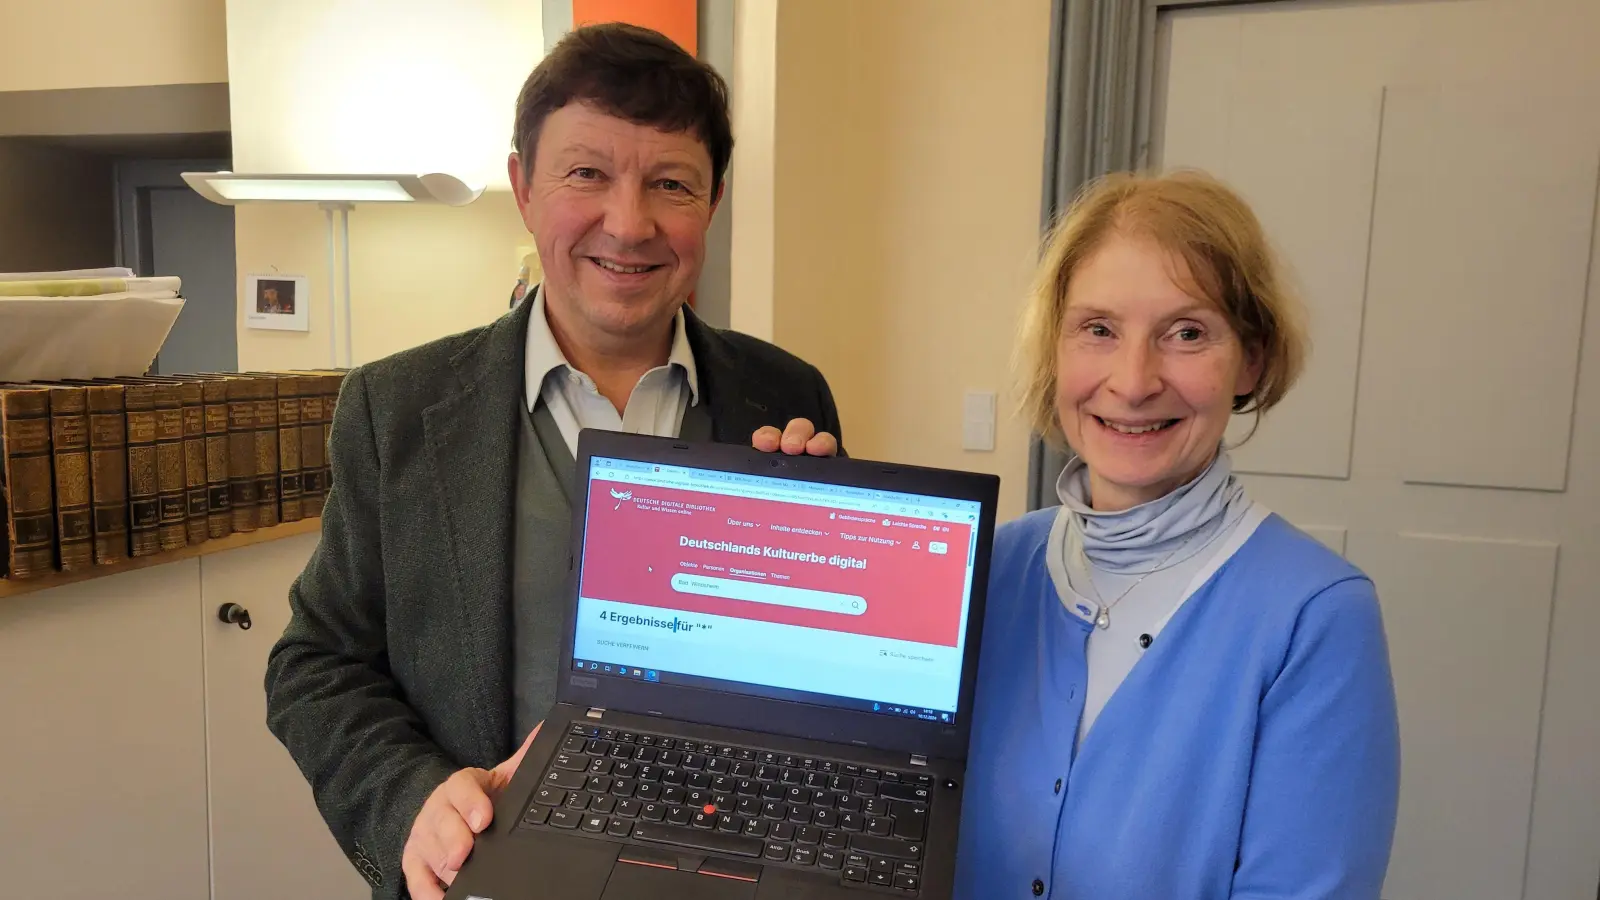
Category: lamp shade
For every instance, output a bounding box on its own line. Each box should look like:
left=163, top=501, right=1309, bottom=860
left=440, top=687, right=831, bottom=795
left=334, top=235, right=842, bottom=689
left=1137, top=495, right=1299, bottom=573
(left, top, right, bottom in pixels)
left=180, top=171, right=484, bottom=206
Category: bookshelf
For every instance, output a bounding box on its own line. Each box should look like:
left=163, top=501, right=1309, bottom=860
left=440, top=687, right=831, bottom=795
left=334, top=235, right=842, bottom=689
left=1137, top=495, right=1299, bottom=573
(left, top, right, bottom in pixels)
left=0, top=517, right=321, bottom=600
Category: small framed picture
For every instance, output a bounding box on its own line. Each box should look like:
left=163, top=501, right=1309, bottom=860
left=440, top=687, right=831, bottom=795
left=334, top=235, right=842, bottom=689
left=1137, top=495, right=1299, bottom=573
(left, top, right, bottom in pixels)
left=244, top=273, right=310, bottom=332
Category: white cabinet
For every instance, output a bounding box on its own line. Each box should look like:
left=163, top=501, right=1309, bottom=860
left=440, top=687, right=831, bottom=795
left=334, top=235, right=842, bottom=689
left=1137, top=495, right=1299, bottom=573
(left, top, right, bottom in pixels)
left=0, top=534, right=363, bottom=900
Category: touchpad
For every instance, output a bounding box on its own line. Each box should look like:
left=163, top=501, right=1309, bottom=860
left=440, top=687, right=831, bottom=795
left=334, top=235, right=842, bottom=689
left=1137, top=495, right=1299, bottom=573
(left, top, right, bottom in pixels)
left=601, top=857, right=759, bottom=900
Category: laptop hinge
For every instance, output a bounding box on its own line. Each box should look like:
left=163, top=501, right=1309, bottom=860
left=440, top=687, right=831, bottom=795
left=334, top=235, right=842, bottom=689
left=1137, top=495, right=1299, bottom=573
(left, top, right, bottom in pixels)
left=586, top=708, right=605, bottom=720
left=909, top=754, right=928, bottom=767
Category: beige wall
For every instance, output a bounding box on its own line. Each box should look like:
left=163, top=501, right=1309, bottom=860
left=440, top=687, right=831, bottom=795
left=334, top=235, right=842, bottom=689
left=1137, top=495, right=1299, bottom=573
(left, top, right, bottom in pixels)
left=0, top=0, right=227, bottom=92
left=225, top=0, right=543, bottom=370
left=771, top=0, right=1051, bottom=521
left=0, top=139, right=115, bottom=272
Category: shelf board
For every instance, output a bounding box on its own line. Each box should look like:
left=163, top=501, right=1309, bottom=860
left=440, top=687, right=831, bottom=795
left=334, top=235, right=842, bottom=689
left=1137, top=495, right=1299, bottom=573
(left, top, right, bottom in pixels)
left=0, top=518, right=322, bottom=600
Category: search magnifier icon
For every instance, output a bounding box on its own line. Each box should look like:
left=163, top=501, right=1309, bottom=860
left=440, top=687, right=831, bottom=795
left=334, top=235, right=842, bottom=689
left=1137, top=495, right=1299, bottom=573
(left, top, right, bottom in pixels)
left=852, top=600, right=860, bottom=610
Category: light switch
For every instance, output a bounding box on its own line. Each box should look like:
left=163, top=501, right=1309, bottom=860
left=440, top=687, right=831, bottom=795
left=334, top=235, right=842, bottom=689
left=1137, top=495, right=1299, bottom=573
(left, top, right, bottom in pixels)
left=963, top=390, right=996, bottom=452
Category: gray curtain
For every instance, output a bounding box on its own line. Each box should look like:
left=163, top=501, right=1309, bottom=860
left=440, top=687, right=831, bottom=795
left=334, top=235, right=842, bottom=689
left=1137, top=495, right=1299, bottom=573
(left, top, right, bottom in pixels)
left=1026, top=0, right=1148, bottom=511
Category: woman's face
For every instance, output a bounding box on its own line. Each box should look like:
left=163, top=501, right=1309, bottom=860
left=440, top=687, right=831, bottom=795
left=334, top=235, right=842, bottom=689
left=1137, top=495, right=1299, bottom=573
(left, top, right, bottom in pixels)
left=1055, top=233, right=1260, bottom=511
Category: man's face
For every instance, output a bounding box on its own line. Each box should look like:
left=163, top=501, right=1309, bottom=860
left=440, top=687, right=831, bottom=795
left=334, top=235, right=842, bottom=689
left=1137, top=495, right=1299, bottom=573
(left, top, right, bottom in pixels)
left=510, top=102, right=718, bottom=349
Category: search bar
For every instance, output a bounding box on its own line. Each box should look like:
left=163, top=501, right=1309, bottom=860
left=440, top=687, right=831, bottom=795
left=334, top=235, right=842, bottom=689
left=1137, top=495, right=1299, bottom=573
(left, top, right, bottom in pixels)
left=670, top=573, right=867, bottom=616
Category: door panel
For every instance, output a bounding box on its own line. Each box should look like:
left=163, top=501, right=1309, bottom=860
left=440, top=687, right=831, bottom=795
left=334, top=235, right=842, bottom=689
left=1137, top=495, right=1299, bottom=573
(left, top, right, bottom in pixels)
left=149, top=186, right=239, bottom=374
left=1156, top=3, right=1600, bottom=898
left=200, top=533, right=367, bottom=900
left=0, top=564, right=211, bottom=900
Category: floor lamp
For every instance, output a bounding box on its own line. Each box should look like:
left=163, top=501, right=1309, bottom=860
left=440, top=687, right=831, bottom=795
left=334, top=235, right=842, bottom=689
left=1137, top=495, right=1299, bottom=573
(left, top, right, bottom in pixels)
left=180, top=171, right=484, bottom=368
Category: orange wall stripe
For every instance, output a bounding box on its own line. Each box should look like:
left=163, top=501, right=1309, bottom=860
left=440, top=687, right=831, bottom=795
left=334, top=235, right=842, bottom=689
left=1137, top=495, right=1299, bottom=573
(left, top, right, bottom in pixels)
left=572, top=0, right=698, bottom=56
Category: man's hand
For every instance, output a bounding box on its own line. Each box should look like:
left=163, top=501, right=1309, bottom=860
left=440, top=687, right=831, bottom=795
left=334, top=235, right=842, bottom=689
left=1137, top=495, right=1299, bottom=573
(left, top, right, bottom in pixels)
left=752, top=418, right=838, bottom=457
left=401, top=724, right=540, bottom=900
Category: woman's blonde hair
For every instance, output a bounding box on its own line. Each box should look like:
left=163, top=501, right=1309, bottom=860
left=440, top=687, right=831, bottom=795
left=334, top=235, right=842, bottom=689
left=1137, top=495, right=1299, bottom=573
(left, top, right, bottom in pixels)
left=1015, top=168, right=1308, bottom=444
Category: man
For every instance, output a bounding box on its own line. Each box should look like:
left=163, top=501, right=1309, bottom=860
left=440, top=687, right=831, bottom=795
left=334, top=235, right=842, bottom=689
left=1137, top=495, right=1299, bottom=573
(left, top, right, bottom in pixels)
left=264, top=23, right=840, bottom=900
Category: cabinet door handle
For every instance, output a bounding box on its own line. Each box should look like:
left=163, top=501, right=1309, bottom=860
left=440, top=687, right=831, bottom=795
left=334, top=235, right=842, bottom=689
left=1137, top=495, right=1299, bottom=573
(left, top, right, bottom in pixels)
left=217, top=603, right=253, bottom=631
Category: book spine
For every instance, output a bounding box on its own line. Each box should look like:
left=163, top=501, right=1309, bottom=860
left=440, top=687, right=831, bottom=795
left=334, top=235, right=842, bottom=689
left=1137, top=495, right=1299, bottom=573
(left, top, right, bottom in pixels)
left=151, top=384, right=188, bottom=551
left=202, top=382, right=232, bottom=539
left=122, top=384, right=162, bottom=557
left=1, top=388, right=56, bottom=578
left=252, top=378, right=280, bottom=528
left=298, top=389, right=325, bottom=518
left=178, top=382, right=209, bottom=545
left=46, top=386, right=94, bottom=572
left=226, top=380, right=258, bottom=533
left=84, top=385, right=130, bottom=565
left=276, top=376, right=303, bottom=523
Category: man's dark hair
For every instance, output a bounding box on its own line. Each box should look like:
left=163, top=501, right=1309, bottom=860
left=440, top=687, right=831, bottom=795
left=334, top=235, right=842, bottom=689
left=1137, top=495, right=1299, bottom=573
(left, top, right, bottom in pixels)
left=512, top=22, right=733, bottom=198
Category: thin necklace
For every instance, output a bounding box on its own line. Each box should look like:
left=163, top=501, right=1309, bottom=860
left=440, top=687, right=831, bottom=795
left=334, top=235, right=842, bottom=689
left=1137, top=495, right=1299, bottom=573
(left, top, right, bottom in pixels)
left=1074, top=527, right=1200, bottom=630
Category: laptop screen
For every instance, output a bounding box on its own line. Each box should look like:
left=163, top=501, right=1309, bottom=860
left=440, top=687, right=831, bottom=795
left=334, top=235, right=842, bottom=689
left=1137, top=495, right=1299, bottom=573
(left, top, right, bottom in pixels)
left=570, top=454, right=984, bottom=726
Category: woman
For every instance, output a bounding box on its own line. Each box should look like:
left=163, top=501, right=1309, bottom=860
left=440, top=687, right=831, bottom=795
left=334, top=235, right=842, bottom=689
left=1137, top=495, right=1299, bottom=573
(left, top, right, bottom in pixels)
left=954, top=170, right=1400, bottom=899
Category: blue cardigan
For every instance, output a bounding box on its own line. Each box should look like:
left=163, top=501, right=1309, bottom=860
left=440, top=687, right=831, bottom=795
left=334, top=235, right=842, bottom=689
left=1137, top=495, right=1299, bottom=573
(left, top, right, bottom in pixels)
left=953, top=509, right=1400, bottom=899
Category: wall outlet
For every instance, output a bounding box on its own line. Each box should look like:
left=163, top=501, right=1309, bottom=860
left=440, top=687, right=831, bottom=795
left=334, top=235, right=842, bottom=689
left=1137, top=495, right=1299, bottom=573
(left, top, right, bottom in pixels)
left=963, top=390, right=996, bottom=452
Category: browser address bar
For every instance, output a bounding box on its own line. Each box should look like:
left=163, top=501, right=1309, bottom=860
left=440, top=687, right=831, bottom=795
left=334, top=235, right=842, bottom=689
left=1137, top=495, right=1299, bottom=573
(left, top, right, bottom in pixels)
left=671, top=573, right=867, bottom=616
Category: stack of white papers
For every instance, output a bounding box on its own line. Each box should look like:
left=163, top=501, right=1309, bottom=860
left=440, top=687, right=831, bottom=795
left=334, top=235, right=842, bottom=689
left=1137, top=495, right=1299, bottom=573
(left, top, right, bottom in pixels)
left=0, top=269, right=185, bottom=383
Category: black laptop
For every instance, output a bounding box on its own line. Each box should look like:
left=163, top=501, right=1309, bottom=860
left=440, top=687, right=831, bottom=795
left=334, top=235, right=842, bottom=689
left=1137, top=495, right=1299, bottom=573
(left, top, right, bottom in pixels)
left=446, top=429, right=999, bottom=900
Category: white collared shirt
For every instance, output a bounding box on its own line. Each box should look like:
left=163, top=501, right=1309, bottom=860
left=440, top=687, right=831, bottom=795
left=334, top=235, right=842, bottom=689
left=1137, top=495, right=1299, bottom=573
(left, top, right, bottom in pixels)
left=522, top=285, right=701, bottom=455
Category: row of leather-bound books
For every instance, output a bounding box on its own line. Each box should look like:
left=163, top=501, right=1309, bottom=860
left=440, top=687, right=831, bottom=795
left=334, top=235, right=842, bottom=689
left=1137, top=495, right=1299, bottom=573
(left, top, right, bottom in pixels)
left=0, top=370, right=347, bottom=581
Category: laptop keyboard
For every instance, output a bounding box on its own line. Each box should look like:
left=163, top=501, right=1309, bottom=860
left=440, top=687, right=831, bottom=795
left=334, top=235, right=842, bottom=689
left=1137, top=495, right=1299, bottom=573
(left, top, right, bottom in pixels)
left=518, top=721, right=934, bottom=892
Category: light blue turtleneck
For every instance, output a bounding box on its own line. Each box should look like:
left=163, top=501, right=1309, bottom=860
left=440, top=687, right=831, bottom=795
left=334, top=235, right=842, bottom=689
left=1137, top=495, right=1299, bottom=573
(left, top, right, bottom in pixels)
left=1047, top=447, right=1263, bottom=742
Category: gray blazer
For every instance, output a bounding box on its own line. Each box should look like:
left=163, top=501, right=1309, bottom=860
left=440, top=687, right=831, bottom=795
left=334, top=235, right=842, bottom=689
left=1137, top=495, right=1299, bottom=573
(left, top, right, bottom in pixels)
left=263, top=298, right=845, bottom=897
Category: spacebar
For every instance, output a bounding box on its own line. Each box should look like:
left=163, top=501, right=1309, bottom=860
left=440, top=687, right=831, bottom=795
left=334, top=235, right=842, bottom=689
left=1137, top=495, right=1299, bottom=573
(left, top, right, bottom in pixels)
left=631, top=824, right=764, bottom=859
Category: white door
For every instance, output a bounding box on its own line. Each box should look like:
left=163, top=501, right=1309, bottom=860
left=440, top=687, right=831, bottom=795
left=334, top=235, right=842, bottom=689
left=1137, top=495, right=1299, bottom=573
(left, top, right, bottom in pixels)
left=1153, top=2, right=1600, bottom=899
left=201, top=533, right=368, bottom=899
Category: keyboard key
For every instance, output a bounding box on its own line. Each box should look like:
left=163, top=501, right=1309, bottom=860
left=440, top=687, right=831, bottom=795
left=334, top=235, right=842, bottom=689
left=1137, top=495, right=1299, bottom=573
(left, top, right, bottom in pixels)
left=683, top=754, right=708, bottom=770
left=881, top=783, right=931, bottom=803
left=802, top=758, right=819, bottom=770
left=667, top=807, right=693, bottom=827
left=737, top=797, right=762, bottom=817
left=772, top=822, right=796, bottom=842
left=562, top=736, right=587, bottom=753
left=599, top=729, right=617, bottom=741
left=757, top=766, right=781, bottom=782
left=549, top=809, right=581, bottom=829
left=569, top=723, right=591, bottom=736
left=522, top=805, right=549, bottom=826
left=863, top=768, right=882, bottom=779
left=830, top=775, right=855, bottom=792
left=587, top=776, right=613, bottom=794
left=864, top=798, right=892, bottom=817
left=732, top=761, right=756, bottom=778
left=736, top=779, right=759, bottom=796
left=635, top=784, right=662, bottom=802
left=797, top=826, right=822, bottom=845
left=685, top=789, right=712, bottom=808
left=743, top=819, right=770, bottom=838
left=688, top=773, right=714, bottom=790
left=712, top=776, right=737, bottom=793
left=819, top=849, right=846, bottom=870
left=838, top=812, right=864, bottom=832
left=587, top=758, right=613, bottom=775
left=736, top=748, right=757, bottom=761
left=843, top=765, right=863, bottom=776
left=707, top=758, right=732, bottom=775
left=780, top=755, right=799, bottom=768
left=820, top=761, right=839, bottom=774
left=641, top=802, right=667, bottom=822
left=634, top=746, right=658, bottom=764
left=639, top=735, right=657, bottom=747
left=786, top=787, right=812, bottom=805
left=870, top=871, right=893, bottom=887
left=836, top=794, right=863, bottom=813
left=894, top=874, right=921, bottom=891
left=843, top=865, right=868, bottom=882
left=872, top=859, right=895, bottom=874
left=616, top=799, right=642, bottom=818
left=620, top=732, right=637, bottom=744
left=792, top=846, right=819, bottom=866
left=663, top=769, right=687, bottom=786
left=632, top=823, right=764, bottom=858
left=812, top=809, right=838, bottom=828
left=590, top=796, right=616, bottom=814
left=663, top=787, right=686, bottom=805
left=608, top=819, right=634, bottom=839
left=850, top=834, right=922, bottom=860
left=714, top=793, right=735, bottom=810
left=553, top=753, right=586, bottom=772
left=614, top=762, right=639, bottom=780
left=692, top=811, right=716, bottom=829
left=656, top=738, right=676, bottom=750
left=804, top=772, right=829, bottom=789
left=846, top=854, right=870, bottom=869
left=914, top=774, right=934, bottom=786
left=533, top=786, right=566, bottom=806
left=609, top=744, right=633, bottom=759
left=564, top=793, right=590, bottom=811
left=788, top=806, right=813, bottom=824
left=718, top=746, right=738, bottom=758
left=893, top=805, right=928, bottom=840
left=764, top=843, right=790, bottom=862
left=581, top=814, right=609, bottom=834
left=855, top=779, right=881, bottom=797
left=659, top=750, right=683, bottom=767
left=897, top=862, right=922, bottom=876
left=781, top=769, right=804, bottom=786
left=591, top=741, right=614, bottom=757
left=635, top=765, right=662, bottom=782
left=611, top=779, right=638, bottom=798
left=867, top=817, right=894, bottom=837
left=760, top=752, right=780, bottom=765
left=822, top=831, right=849, bottom=850
left=718, top=814, right=742, bottom=833
left=883, top=771, right=903, bottom=782
left=762, top=801, right=787, bottom=820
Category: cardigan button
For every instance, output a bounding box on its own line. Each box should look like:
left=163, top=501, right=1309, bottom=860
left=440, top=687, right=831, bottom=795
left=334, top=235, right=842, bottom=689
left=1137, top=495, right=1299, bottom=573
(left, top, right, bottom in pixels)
left=1139, top=633, right=1153, bottom=649
left=1053, top=778, right=1062, bottom=794
left=1032, top=878, right=1046, bottom=896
